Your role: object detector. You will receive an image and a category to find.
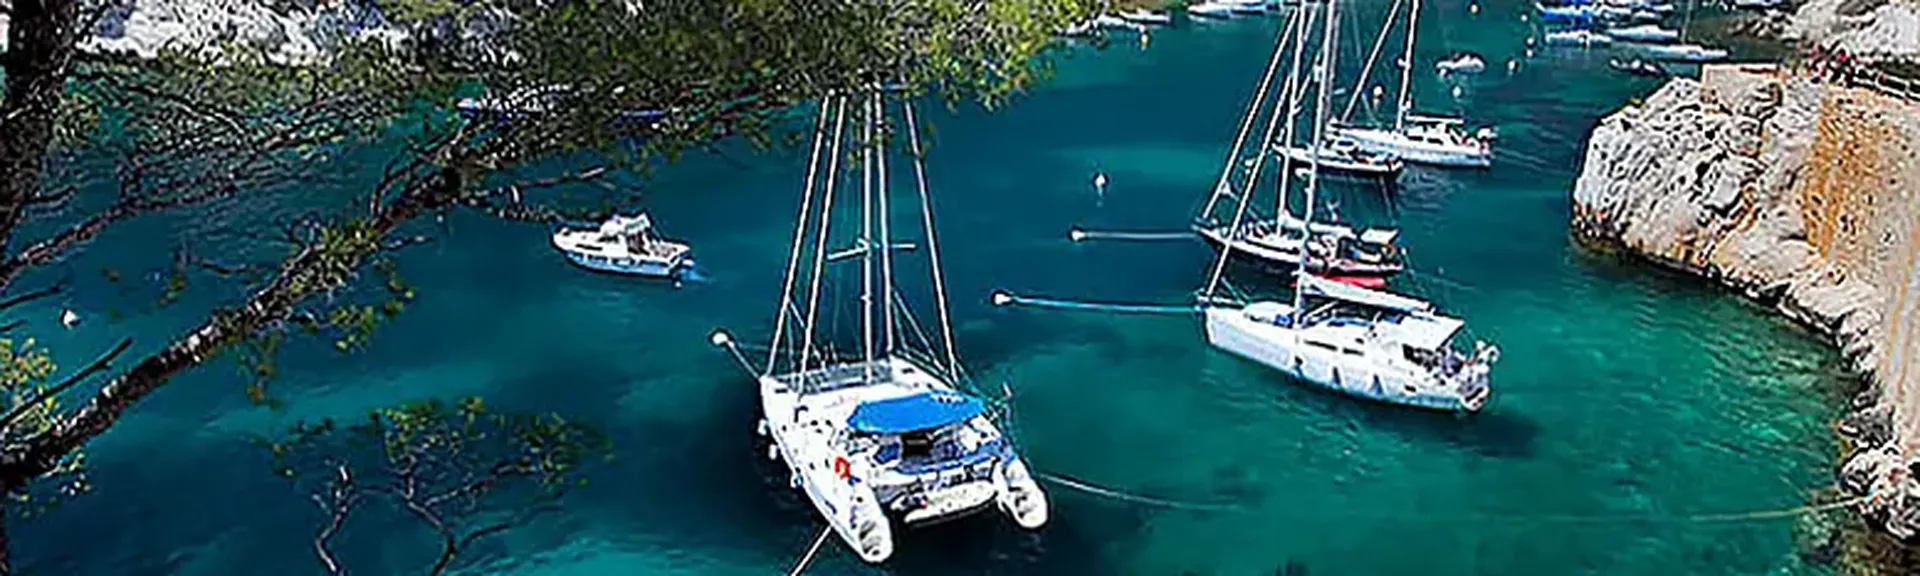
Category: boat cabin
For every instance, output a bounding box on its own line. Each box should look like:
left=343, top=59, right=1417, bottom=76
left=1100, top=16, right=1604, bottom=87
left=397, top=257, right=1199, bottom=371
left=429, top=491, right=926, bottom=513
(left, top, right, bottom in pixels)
left=1292, top=274, right=1475, bottom=365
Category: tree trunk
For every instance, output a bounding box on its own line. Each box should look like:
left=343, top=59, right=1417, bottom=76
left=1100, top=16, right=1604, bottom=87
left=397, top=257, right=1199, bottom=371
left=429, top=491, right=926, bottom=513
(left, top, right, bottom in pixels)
left=0, top=167, right=464, bottom=493
left=0, top=0, right=82, bottom=254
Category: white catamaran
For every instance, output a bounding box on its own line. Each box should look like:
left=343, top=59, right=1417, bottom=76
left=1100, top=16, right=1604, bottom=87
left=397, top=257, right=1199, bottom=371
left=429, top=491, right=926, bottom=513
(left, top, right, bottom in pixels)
left=1200, top=0, right=1498, bottom=413
left=1194, top=5, right=1407, bottom=283
left=714, top=91, right=1046, bottom=565
left=1329, top=0, right=1495, bottom=168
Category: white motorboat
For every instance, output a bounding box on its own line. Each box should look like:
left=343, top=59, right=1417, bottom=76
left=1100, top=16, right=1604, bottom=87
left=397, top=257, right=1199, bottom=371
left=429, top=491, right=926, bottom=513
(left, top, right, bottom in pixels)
left=1188, top=2, right=1238, bottom=18
left=1332, top=115, right=1493, bottom=168
left=1203, top=275, right=1497, bottom=412
left=1223, top=0, right=1276, bottom=14
left=550, top=213, right=693, bottom=278
left=1435, top=52, right=1487, bottom=74
left=1604, top=23, right=1679, bottom=43
left=1059, top=20, right=1097, bottom=36
left=1093, top=14, right=1148, bottom=32
left=1642, top=42, right=1728, bottom=62
left=1544, top=29, right=1614, bottom=47
left=1118, top=8, right=1174, bottom=25
left=720, top=93, right=1047, bottom=566
left=1272, top=137, right=1404, bottom=176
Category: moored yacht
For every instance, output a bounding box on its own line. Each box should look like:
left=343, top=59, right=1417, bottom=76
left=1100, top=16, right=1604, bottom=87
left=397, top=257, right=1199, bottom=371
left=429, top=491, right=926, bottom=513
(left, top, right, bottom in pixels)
left=718, top=92, right=1047, bottom=565
left=1272, top=136, right=1404, bottom=176
left=1332, top=115, right=1494, bottom=168
left=1195, top=214, right=1405, bottom=277
left=550, top=213, right=693, bottom=278
left=1203, top=275, right=1497, bottom=412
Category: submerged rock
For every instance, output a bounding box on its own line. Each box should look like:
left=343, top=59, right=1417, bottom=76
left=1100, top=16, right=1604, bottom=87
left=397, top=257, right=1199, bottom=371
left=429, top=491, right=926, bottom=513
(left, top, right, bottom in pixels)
left=1572, top=64, right=1920, bottom=541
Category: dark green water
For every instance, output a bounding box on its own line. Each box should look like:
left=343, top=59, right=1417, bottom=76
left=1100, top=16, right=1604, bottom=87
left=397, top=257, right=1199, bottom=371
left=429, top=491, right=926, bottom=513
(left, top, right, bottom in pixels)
left=11, top=2, right=1856, bottom=575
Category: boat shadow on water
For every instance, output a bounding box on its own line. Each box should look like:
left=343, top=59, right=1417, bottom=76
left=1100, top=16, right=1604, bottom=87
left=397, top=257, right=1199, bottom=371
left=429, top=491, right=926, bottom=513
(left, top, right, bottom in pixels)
left=1268, top=373, right=1545, bottom=459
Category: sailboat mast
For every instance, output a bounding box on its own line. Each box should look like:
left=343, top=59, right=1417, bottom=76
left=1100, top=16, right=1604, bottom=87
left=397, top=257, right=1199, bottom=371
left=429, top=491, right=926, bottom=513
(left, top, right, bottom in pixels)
left=861, top=92, right=877, bottom=381
left=1202, top=8, right=1312, bottom=301
left=1198, top=22, right=1296, bottom=223
left=902, top=99, right=962, bottom=377
left=765, top=98, right=832, bottom=377
left=799, top=96, right=849, bottom=377
left=1393, top=0, right=1420, bottom=133
left=1274, top=6, right=1319, bottom=222
left=877, top=92, right=897, bottom=360
left=1295, top=0, right=1339, bottom=320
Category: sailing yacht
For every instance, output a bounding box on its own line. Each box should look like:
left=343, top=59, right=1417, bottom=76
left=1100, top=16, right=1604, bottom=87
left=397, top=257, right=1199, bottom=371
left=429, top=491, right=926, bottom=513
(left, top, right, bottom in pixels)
left=1329, top=0, right=1495, bottom=168
left=718, top=92, right=1046, bottom=564
left=1195, top=4, right=1407, bottom=279
left=1200, top=0, right=1499, bottom=413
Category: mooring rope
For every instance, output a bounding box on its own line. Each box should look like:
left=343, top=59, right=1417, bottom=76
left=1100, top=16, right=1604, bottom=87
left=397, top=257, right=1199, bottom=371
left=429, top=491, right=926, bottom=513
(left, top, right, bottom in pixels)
left=990, top=290, right=1197, bottom=316
left=1067, top=227, right=1195, bottom=243
left=1036, top=469, right=1866, bottom=526
left=787, top=526, right=834, bottom=576
left=1038, top=472, right=1241, bottom=512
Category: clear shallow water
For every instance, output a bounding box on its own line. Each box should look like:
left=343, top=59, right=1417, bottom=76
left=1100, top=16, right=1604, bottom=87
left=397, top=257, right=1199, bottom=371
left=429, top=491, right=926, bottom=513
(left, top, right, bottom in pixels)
left=13, top=3, right=1855, bottom=576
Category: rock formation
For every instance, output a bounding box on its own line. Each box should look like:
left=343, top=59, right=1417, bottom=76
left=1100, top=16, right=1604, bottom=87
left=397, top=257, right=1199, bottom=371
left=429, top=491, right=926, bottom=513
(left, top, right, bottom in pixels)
left=1572, top=64, right=1920, bottom=540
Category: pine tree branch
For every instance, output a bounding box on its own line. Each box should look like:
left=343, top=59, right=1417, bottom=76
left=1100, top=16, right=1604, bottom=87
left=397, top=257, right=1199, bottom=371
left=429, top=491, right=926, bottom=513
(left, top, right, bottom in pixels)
left=0, top=337, right=131, bottom=431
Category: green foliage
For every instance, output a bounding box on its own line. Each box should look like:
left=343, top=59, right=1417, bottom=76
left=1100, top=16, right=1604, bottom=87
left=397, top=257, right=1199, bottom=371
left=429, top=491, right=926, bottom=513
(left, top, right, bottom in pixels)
left=0, top=339, right=90, bottom=519
left=260, top=397, right=611, bottom=574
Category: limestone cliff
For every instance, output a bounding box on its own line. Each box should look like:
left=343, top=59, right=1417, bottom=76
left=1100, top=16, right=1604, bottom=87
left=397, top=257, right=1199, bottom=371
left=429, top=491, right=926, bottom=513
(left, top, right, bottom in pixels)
left=1571, top=64, right=1920, bottom=539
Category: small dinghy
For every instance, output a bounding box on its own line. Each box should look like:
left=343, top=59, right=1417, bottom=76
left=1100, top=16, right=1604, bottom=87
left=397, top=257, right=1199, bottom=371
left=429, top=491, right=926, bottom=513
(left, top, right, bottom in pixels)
left=1435, top=52, right=1487, bottom=75
left=551, top=213, right=694, bottom=279
left=1272, top=137, right=1404, bottom=177
left=1608, top=57, right=1669, bottom=76
left=1118, top=9, right=1173, bottom=25
left=1642, top=43, right=1728, bottom=62
left=1544, top=29, right=1613, bottom=47
left=1605, top=23, right=1679, bottom=42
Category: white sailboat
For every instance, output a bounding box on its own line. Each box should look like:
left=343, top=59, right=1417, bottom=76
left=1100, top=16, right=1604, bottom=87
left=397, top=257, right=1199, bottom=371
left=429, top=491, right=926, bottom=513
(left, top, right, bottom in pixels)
left=1193, top=5, right=1407, bottom=281
left=714, top=91, right=1046, bottom=565
left=1330, top=0, right=1495, bottom=168
left=1118, top=8, right=1174, bottom=25
left=1200, top=0, right=1498, bottom=413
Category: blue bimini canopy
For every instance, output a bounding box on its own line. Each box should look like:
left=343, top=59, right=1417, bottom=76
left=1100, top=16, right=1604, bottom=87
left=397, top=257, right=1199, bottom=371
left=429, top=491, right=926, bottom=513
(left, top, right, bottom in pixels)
left=847, top=391, right=985, bottom=435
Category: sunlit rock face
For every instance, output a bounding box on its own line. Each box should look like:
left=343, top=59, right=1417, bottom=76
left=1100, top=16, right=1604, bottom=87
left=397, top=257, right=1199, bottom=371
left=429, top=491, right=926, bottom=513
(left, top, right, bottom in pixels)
left=1573, top=64, right=1920, bottom=541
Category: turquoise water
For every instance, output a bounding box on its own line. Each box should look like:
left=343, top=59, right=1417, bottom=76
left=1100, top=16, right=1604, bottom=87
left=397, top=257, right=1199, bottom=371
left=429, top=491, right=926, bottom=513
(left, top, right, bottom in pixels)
left=13, top=3, right=1856, bottom=576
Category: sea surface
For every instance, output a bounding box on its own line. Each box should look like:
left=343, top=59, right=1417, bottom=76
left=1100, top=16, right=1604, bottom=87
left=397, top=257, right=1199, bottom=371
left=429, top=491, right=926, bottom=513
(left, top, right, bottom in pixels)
left=12, top=2, right=1853, bottom=575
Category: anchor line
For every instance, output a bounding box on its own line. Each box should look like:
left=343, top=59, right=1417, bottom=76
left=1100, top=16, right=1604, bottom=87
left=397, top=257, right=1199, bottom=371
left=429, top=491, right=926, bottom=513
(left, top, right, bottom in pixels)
left=992, top=291, right=1198, bottom=316
left=787, top=526, right=834, bottom=576
left=1040, top=470, right=1865, bottom=525
left=1037, top=472, right=1240, bottom=512
left=1067, top=228, right=1195, bottom=242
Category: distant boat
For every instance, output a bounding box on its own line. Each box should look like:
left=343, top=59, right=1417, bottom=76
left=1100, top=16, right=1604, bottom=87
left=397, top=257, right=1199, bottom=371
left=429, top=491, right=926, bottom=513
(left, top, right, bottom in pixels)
left=1731, top=0, right=1784, bottom=8
left=1118, top=8, right=1173, bottom=25
left=1188, top=2, right=1238, bottom=18
left=551, top=213, right=694, bottom=278
left=1534, top=3, right=1597, bottom=22
left=1608, top=57, right=1669, bottom=76
left=1544, top=29, right=1613, bottom=47
left=1605, top=23, right=1680, bottom=42
left=1222, top=0, right=1276, bottom=14
left=1093, top=14, right=1148, bottom=32
left=1436, top=52, right=1487, bottom=74
left=1642, top=43, right=1728, bottom=62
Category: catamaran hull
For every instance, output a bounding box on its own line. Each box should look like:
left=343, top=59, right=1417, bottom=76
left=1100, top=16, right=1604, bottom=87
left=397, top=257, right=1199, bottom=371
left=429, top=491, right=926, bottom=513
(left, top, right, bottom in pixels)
left=1332, top=127, right=1492, bottom=168
left=1203, top=307, right=1486, bottom=412
left=1195, top=226, right=1405, bottom=277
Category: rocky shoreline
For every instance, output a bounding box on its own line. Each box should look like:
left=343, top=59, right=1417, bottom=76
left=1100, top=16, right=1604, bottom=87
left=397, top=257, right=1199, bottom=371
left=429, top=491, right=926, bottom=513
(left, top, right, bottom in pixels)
left=1570, top=63, right=1920, bottom=543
